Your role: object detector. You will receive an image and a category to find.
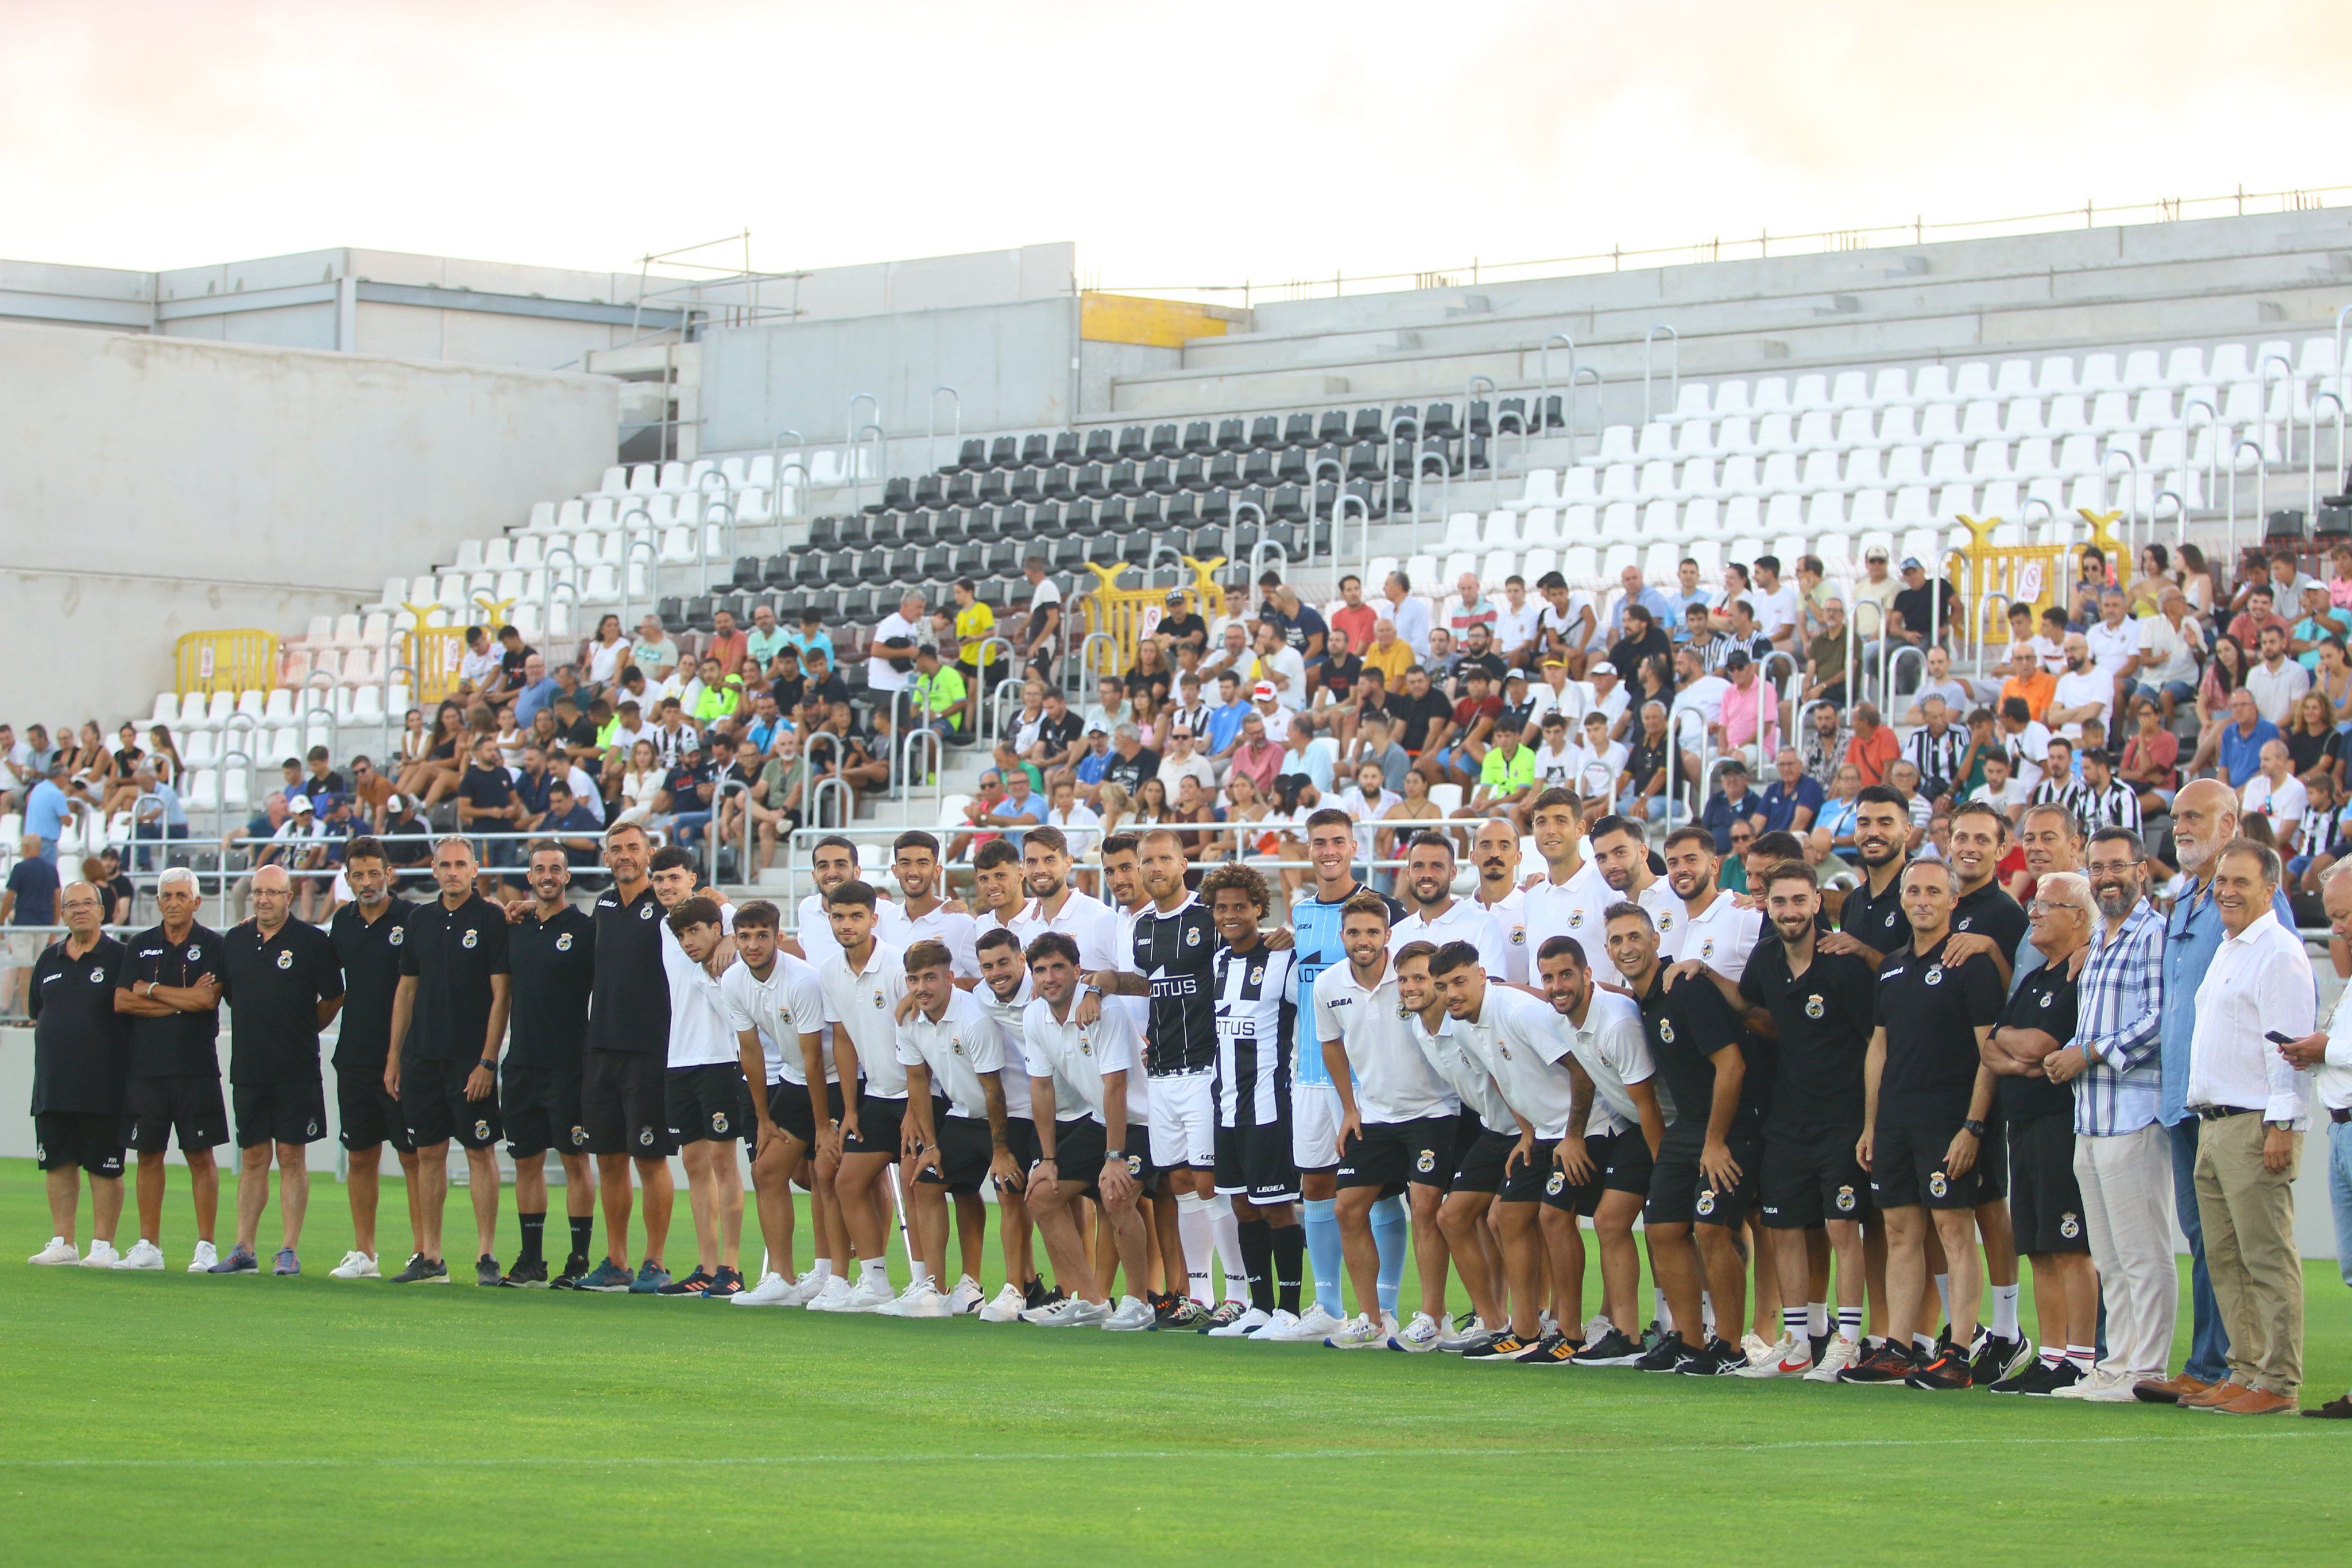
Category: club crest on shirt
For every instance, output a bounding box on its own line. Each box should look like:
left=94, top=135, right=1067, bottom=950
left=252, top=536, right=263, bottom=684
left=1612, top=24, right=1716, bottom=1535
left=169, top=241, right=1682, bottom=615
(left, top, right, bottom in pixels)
left=90, top=967, right=105, bottom=983
left=1415, top=1149, right=1437, bottom=1174
left=1509, top=928, right=1525, bottom=945
left=1658, top=913, right=1677, bottom=932
left=1397, top=1004, right=1412, bottom=1019
left=1658, top=1019, right=1676, bottom=1044
left=1568, top=909, right=1584, bottom=928
left=1804, top=994, right=1824, bottom=1019
left=640, top=903, right=656, bottom=920
left=1928, top=1171, right=1949, bottom=1198
left=2038, top=990, right=2053, bottom=1009
left=1955, top=917, right=1973, bottom=932
left=1924, top=966, right=1944, bottom=986
left=1250, top=965, right=1264, bottom=987
left=872, top=992, right=885, bottom=1008
left=187, top=944, right=202, bottom=961
left=1835, top=1184, right=1856, bottom=1212
left=1185, top=925, right=1201, bottom=947
left=950, top=1036, right=964, bottom=1055
left=389, top=928, right=404, bottom=946
left=556, top=932, right=574, bottom=952
left=1078, top=1034, right=1093, bottom=1055
left=1700, top=938, right=1715, bottom=960
left=463, top=928, right=479, bottom=950
left=276, top=950, right=293, bottom=970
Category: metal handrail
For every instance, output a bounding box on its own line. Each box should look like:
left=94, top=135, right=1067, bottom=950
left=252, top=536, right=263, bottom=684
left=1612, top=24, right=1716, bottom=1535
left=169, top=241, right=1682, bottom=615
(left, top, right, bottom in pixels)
left=2335, top=304, right=2352, bottom=412
left=1333, top=491, right=1373, bottom=588
left=2311, top=390, right=2347, bottom=518
left=707, top=773, right=752, bottom=889
left=927, top=386, right=961, bottom=475
left=1643, top=325, right=1681, bottom=425
left=1536, top=333, right=1576, bottom=440
left=1383, top=411, right=1421, bottom=529
left=702, top=496, right=738, bottom=594
left=846, top=394, right=881, bottom=509
left=1078, top=631, right=1120, bottom=691
left=969, top=635, right=1015, bottom=746
left=2101, top=447, right=2142, bottom=565
left=2152, top=487, right=2190, bottom=551
left=1410, top=451, right=1450, bottom=559
left=2181, top=397, right=2221, bottom=506
left=806, top=775, right=853, bottom=833
left=852, top=422, right=887, bottom=516
left=898, top=725, right=945, bottom=826
left=617, top=537, right=662, bottom=630
left=538, top=545, right=581, bottom=641
left=1570, top=366, right=1606, bottom=461
left=1303, top=455, right=1344, bottom=565
left=2261, top=351, right=2299, bottom=479
left=2226, top=437, right=2268, bottom=572
left=1227, top=499, right=1268, bottom=584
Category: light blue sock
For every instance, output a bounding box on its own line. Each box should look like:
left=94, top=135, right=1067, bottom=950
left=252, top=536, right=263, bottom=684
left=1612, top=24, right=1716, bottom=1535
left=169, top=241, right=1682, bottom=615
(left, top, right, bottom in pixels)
left=1371, top=1196, right=1410, bottom=1317
left=1302, top=1198, right=1344, bottom=1318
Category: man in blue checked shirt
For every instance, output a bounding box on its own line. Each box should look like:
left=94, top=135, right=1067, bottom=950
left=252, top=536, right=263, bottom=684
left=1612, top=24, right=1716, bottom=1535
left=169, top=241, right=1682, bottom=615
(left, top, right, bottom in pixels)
left=1274, top=808, right=1408, bottom=1342
left=2038, top=827, right=2168, bottom=1401
left=2140, top=780, right=2297, bottom=1403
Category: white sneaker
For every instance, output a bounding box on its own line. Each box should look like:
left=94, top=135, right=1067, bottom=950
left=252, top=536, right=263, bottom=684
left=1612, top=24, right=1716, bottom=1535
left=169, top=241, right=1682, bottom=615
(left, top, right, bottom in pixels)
left=946, top=1275, right=986, bottom=1315
left=776, top=1270, right=826, bottom=1307
left=29, top=1237, right=77, bottom=1265
left=1258, top=1303, right=1343, bottom=1342
left=1740, top=1332, right=1774, bottom=1365
left=327, top=1250, right=379, bottom=1280
left=1208, top=1305, right=1272, bottom=1338
left=842, top=1273, right=898, bottom=1313
left=1033, top=1298, right=1105, bottom=1327
left=114, top=1239, right=165, bottom=1271
left=1388, top=1311, right=1445, bottom=1352
left=1102, top=1295, right=1156, bottom=1331
left=1804, top=1335, right=1862, bottom=1383
left=187, top=1241, right=218, bottom=1273
left=2047, top=1364, right=2103, bottom=1399
left=804, top=1275, right=859, bottom=1312
left=79, top=1240, right=121, bottom=1268
left=978, top=1283, right=1029, bottom=1323
left=877, top=1284, right=953, bottom=1319
left=733, top=1270, right=795, bottom=1306
left=1437, top=1314, right=1492, bottom=1353
left=1736, top=1333, right=1811, bottom=1377
left=1249, top=1308, right=1301, bottom=1339
left=2076, top=1368, right=2143, bottom=1403
left=1325, top=1313, right=1388, bottom=1349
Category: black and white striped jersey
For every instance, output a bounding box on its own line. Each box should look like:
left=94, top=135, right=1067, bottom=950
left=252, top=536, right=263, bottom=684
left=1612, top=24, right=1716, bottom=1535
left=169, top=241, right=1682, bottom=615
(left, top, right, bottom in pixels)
left=1126, top=895, right=1220, bottom=1077
left=1214, top=942, right=1298, bottom=1128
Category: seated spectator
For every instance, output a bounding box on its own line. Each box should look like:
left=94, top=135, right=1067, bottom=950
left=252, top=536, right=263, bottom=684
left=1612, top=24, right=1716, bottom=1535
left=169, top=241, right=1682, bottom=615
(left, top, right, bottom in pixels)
left=1459, top=721, right=1537, bottom=833
left=1843, top=702, right=1901, bottom=788
left=1170, top=775, right=1220, bottom=862
left=1224, top=713, right=1282, bottom=803
left=1082, top=675, right=1132, bottom=736
left=2119, top=695, right=2180, bottom=816
left=2241, top=739, right=2309, bottom=854
left=1996, top=696, right=2053, bottom=791
left=2044, top=633, right=2113, bottom=741
left=1042, top=776, right=1100, bottom=862
left=2212, top=686, right=2284, bottom=788
left=512, top=656, right=561, bottom=729
left=1970, top=751, right=2028, bottom=824
left=1622, top=700, right=1681, bottom=826
left=1758, top=746, right=1824, bottom=835
left=1278, top=716, right=1337, bottom=800
left=1806, top=764, right=1862, bottom=866
left=1339, top=759, right=1400, bottom=859
left=1072, top=721, right=1114, bottom=800
left=510, top=745, right=557, bottom=828
left=2226, top=585, right=2289, bottom=649
left=1530, top=713, right=1578, bottom=791
left=1997, top=644, right=2056, bottom=723
left=539, top=780, right=605, bottom=872
left=910, top=645, right=969, bottom=741
left=1564, top=711, right=1628, bottom=800
left=660, top=740, right=719, bottom=848
left=455, top=737, right=524, bottom=880
left=1427, top=667, right=1503, bottom=788
left=1371, top=768, right=1443, bottom=872
left=1347, top=710, right=1411, bottom=797
left=458, top=624, right=502, bottom=696
left=1, top=832, right=60, bottom=1015
left=632, top=613, right=681, bottom=688
left=1699, top=759, right=1764, bottom=855
left=1158, top=722, right=1217, bottom=805
left=614, top=738, right=668, bottom=830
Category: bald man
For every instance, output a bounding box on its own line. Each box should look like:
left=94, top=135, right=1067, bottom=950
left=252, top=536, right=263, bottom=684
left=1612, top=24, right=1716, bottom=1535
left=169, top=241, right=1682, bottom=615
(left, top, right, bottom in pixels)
left=211, top=864, right=344, bottom=1273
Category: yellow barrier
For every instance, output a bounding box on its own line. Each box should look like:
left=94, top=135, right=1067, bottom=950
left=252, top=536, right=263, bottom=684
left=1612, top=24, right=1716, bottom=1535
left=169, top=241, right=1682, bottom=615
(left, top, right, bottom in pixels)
left=1079, top=559, right=1228, bottom=675
left=1078, top=292, right=1243, bottom=349
left=1947, top=511, right=2125, bottom=648
left=174, top=630, right=280, bottom=695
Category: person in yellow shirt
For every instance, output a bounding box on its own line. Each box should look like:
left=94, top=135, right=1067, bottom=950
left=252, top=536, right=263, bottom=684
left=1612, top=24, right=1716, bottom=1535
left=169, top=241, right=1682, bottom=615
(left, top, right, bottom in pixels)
left=1362, top=615, right=1414, bottom=688
left=952, top=578, right=997, bottom=683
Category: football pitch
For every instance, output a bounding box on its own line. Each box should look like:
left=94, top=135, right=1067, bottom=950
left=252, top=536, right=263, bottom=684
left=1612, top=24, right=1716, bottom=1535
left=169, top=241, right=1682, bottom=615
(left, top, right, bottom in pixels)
left=3, top=1158, right=2346, bottom=1563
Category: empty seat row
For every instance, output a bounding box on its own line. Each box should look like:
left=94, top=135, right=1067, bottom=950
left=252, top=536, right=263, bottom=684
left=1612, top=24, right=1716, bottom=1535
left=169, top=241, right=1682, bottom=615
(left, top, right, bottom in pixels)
left=942, top=400, right=1558, bottom=477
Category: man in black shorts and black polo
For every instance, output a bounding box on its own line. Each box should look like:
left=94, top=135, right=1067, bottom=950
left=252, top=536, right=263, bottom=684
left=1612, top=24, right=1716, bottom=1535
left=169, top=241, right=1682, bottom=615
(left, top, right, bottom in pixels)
left=1320, top=924, right=1462, bottom=1348
left=113, top=865, right=227, bottom=1272
left=574, top=820, right=678, bottom=1293
left=327, top=837, right=418, bottom=1279
left=895, top=938, right=1019, bottom=1319
left=499, top=841, right=596, bottom=1287
left=1846, top=857, right=2005, bottom=1389
left=28, top=880, right=130, bottom=1268
left=385, top=837, right=512, bottom=1286
left=213, top=863, right=343, bottom=1276
left=1201, top=863, right=1305, bottom=1340
left=1605, top=900, right=1765, bottom=1376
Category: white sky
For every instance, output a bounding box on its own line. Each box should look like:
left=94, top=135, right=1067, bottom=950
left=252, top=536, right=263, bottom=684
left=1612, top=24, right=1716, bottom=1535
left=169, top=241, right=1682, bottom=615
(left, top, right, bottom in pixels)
left=6, top=0, right=2349, bottom=296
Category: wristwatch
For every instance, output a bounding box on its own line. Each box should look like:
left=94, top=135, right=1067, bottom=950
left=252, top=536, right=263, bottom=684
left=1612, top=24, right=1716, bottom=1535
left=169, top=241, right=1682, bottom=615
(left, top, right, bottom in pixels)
left=1962, top=1118, right=1986, bottom=1137
left=478, top=1058, right=498, bottom=1071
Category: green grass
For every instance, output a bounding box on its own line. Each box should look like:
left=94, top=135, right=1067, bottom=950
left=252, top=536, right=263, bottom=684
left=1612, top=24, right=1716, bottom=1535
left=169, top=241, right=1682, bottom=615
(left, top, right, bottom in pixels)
left=5, top=1156, right=2349, bottom=1562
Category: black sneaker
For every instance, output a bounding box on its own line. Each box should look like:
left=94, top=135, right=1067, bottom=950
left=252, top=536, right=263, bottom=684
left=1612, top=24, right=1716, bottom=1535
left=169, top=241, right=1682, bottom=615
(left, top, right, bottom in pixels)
left=1678, top=1337, right=1747, bottom=1376
left=549, top=1254, right=591, bottom=1290
left=474, top=1254, right=502, bottom=1287
left=2024, top=1360, right=2083, bottom=1397
left=1809, top=1331, right=1832, bottom=1368
left=1638, top=1319, right=1666, bottom=1354
left=1162, top=1298, right=1210, bottom=1330
left=656, top=1267, right=715, bottom=1297
left=1462, top=1331, right=1529, bottom=1362
left=1634, top=1333, right=1697, bottom=1373
left=500, top=1257, right=550, bottom=1288
left=1570, top=1327, right=1646, bottom=1366
left=1022, top=1277, right=1057, bottom=1311
left=390, top=1254, right=447, bottom=1285
left=1514, top=1332, right=1582, bottom=1366
left=699, top=1266, right=745, bottom=1299
left=1198, top=1299, right=1248, bottom=1333
left=1904, top=1348, right=1975, bottom=1390
left=1971, top=1332, right=2032, bottom=1385
left=1989, top=1358, right=2061, bottom=1395
left=1838, top=1342, right=1917, bottom=1385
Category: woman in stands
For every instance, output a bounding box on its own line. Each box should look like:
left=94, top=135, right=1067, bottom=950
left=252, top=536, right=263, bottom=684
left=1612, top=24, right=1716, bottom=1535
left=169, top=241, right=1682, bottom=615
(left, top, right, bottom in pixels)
left=1170, top=774, right=1220, bottom=864
left=2185, top=633, right=2251, bottom=777
left=1095, top=780, right=1134, bottom=840
left=1808, top=762, right=1863, bottom=866
left=1131, top=775, right=1171, bottom=830
left=2287, top=690, right=2345, bottom=789
left=1371, top=764, right=1441, bottom=872
left=1214, top=771, right=1265, bottom=860
left=614, top=737, right=668, bottom=830
left=1130, top=688, right=1168, bottom=754
left=100, top=722, right=146, bottom=816
left=2120, top=695, right=2181, bottom=819
left=493, top=700, right=528, bottom=770
left=1338, top=758, right=1399, bottom=867
left=2177, top=542, right=2218, bottom=624
left=144, top=723, right=183, bottom=792
left=395, top=700, right=467, bottom=806
left=1127, top=639, right=1174, bottom=711
left=1260, top=774, right=1313, bottom=897
left=2126, top=543, right=2177, bottom=618
left=583, top=613, right=628, bottom=696
left=2316, top=634, right=2352, bottom=721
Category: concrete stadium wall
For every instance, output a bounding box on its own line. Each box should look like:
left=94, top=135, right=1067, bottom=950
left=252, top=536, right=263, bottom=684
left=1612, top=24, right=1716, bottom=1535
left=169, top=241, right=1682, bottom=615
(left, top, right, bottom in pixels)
left=0, top=322, right=618, bottom=719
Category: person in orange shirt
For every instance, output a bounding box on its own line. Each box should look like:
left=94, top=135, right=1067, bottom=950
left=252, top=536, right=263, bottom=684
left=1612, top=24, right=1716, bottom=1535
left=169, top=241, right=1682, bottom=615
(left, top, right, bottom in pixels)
left=1843, top=701, right=1901, bottom=787
left=1997, top=643, right=2056, bottom=722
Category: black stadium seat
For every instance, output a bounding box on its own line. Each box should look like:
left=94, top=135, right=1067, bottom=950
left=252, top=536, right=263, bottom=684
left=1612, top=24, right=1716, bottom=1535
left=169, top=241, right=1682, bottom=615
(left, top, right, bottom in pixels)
left=1274, top=447, right=1307, bottom=485
left=918, top=545, right=951, bottom=580
left=956, top=438, right=985, bottom=471
left=1096, top=497, right=1129, bottom=532
left=840, top=586, right=877, bottom=621
left=657, top=595, right=684, bottom=626
left=1148, top=423, right=1179, bottom=457
left=946, top=471, right=976, bottom=506
left=1083, top=428, right=1113, bottom=464
left=1199, top=486, right=1229, bottom=524
left=1140, top=458, right=1174, bottom=495
left=1164, top=491, right=1198, bottom=529
left=1008, top=467, right=1040, bottom=503
left=1119, top=425, right=1150, bottom=460
left=772, top=589, right=804, bottom=621
left=976, top=469, right=1008, bottom=505
left=836, top=514, right=871, bottom=550
left=1283, top=413, right=1314, bottom=447
left=1421, top=401, right=1458, bottom=439
left=1495, top=395, right=1527, bottom=435
left=1074, top=463, right=1106, bottom=500
left=1268, top=483, right=1306, bottom=523
left=1129, top=492, right=1163, bottom=529
left=1042, top=465, right=1074, bottom=502
left=875, top=476, right=910, bottom=514
left=1465, top=400, right=1491, bottom=439
left=1049, top=536, right=1084, bottom=572
left=1181, top=420, right=1213, bottom=455
left=1347, top=440, right=1383, bottom=479
left=1241, top=450, right=1275, bottom=487
left=991, top=436, right=1019, bottom=468
left=1317, top=409, right=1350, bottom=446
left=1352, top=406, right=1385, bottom=442
left=1051, top=431, right=1081, bottom=465
left=1182, top=455, right=1214, bottom=492
left=791, top=552, right=827, bottom=590
left=807, top=515, right=838, bottom=549
left=761, top=553, right=792, bottom=587
left=866, top=513, right=901, bottom=548
left=1249, top=415, right=1282, bottom=449
left=1215, top=417, right=1248, bottom=452
left=1020, top=434, right=1049, bottom=466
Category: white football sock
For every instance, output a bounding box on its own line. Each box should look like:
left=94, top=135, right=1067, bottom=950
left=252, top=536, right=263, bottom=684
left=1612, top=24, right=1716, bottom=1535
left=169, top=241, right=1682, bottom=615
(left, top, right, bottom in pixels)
left=1805, top=1301, right=1829, bottom=1338
left=811, top=1259, right=833, bottom=1282
left=1208, top=1195, right=1246, bottom=1301
left=860, top=1257, right=888, bottom=1286
left=1933, top=1272, right=1952, bottom=1323
left=1836, top=1306, right=1862, bottom=1344
left=2066, top=1344, right=2095, bottom=1370
left=1176, top=1193, right=1216, bottom=1304
left=1990, top=1282, right=2021, bottom=1339
left=1654, top=1288, right=1673, bottom=1334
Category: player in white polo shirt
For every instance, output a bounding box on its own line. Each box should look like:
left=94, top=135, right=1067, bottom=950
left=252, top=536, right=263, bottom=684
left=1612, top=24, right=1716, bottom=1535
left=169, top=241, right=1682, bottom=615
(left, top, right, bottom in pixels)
left=1521, top=789, right=1616, bottom=970
left=788, top=835, right=912, bottom=970
left=889, top=939, right=1021, bottom=1318
left=967, top=926, right=1049, bottom=1320
left=1387, top=830, right=1508, bottom=975
left=812, top=881, right=911, bottom=1313
left=1655, top=826, right=1763, bottom=978
left=890, top=831, right=977, bottom=979
left=1467, top=818, right=1531, bottom=984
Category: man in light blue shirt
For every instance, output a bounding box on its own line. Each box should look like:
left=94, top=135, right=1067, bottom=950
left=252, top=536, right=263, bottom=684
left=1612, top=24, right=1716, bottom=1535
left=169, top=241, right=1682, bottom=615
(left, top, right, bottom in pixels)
left=784, top=607, right=835, bottom=670
left=1204, top=671, right=1250, bottom=761
left=512, top=653, right=561, bottom=727
left=1383, top=571, right=1433, bottom=660
left=744, top=603, right=792, bottom=670
left=24, top=764, right=71, bottom=860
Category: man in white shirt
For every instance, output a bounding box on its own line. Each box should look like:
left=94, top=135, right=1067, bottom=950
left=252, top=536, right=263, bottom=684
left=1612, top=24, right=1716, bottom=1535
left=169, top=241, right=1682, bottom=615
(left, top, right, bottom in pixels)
left=1252, top=620, right=1309, bottom=710
left=2245, top=624, right=2312, bottom=726
left=1494, top=575, right=1542, bottom=670
left=2083, top=589, right=2143, bottom=688
left=814, top=881, right=911, bottom=1314
left=1750, top=555, right=1801, bottom=653
left=891, top=831, right=978, bottom=979
left=1042, top=778, right=1102, bottom=866
left=2045, top=634, right=2114, bottom=742
left=891, top=940, right=1023, bottom=1318
left=2240, top=741, right=2309, bottom=855
left=1388, top=830, right=1508, bottom=974
left=966, top=927, right=1045, bottom=1320
left=1279, top=715, right=1337, bottom=798
left=710, top=900, right=831, bottom=1306
left=653, top=868, right=748, bottom=1299
left=789, top=834, right=911, bottom=970
left=1522, top=787, right=1616, bottom=955
left=2138, top=589, right=2205, bottom=722
left=866, top=590, right=926, bottom=695
left=1380, top=570, right=1434, bottom=660
left=1537, top=574, right=1600, bottom=671
left=1017, top=827, right=1124, bottom=974
left=1468, top=818, right=1531, bottom=984
left=2276, top=862, right=2352, bottom=1417
left=1655, top=825, right=1763, bottom=978
left=1668, top=646, right=1730, bottom=768
left=1156, top=725, right=1217, bottom=807
left=2183, top=838, right=2315, bottom=1415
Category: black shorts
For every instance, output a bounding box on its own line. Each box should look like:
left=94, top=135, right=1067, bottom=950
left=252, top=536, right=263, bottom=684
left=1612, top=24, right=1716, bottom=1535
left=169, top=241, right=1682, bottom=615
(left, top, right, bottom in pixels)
left=1334, top=1113, right=1462, bottom=1197
left=502, top=1063, right=586, bottom=1158
left=1544, top=1128, right=1647, bottom=1214
left=581, top=1048, right=673, bottom=1158
left=841, top=1091, right=907, bottom=1156
left=1003, top=1114, right=1039, bottom=1174
left=1645, top=1126, right=1761, bottom=1228
left=2007, top=1112, right=2090, bottom=1255
left=1449, top=1125, right=1530, bottom=1197
left=1869, top=1119, right=1986, bottom=1211
left=1214, top=1114, right=1301, bottom=1205
left=916, top=1112, right=996, bottom=1195
left=666, top=1062, right=753, bottom=1146
left=335, top=1066, right=415, bottom=1154
left=36, top=1111, right=126, bottom=1177
left=1758, top=1121, right=1872, bottom=1229
left=125, top=1074, right=227, bottom=1154
left=766, top=1079, right=841, bottom=1146
left=401, top=1056, right=502, bottom=1149
left=1975, top=1112, right=2010, bottom=1200
left=1044, top=1118, right=1155, bottom=1201
left=232, top=1079, right=327, bottom=1149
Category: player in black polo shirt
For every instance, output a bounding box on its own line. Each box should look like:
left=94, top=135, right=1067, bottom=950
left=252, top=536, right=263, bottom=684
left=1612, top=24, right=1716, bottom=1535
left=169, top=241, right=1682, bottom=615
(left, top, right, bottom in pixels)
left=1845, top=857, right=2005, bottom=1389
left=326, top=837, right=417, bottom=1280
left=113, top=865, right=227, bottom=1272
left=385, top=837, right=512, bottom=1286
left=212, top=864, right=343, bottom=1275
left=1822, top=785, right=1913, bottom=965
left=1093, top=826, right=1225, bottom=1326
left=1727, top=860, right=1879, bottom=1380
left=28, top=880, right=130, bottom=1268
left=1943, top=800, right=2030, bottom=978
left=1981, top=876, right=2094, bottom=1395
left=1604, top=900, right=1766, bottom=1377
left=499, top=841, right=597, bottom=1287
left=574, top=819, right=678, bottom=1292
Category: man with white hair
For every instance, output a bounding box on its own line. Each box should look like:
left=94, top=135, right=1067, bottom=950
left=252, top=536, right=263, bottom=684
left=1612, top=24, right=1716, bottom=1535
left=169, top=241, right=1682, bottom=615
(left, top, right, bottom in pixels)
left=111, top=865, right=227, bottom=1271
left=27, top=881, right=131, bottom=1267
left=210, top=863, right=344, bottom=1275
